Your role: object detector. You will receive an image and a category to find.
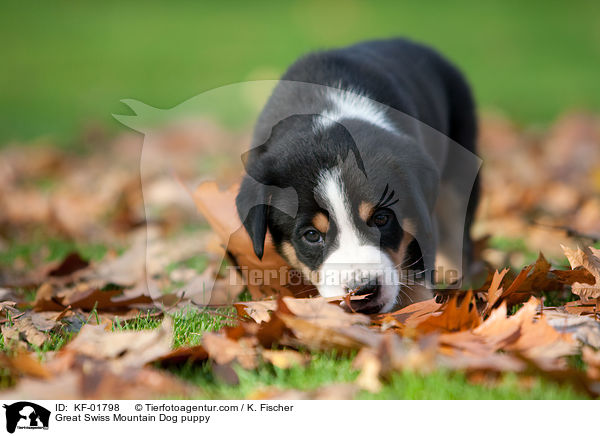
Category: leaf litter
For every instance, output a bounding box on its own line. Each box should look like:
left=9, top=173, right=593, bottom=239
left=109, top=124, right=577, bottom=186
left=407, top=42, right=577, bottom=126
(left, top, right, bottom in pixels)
left=1, top=113, right=600, bottom=399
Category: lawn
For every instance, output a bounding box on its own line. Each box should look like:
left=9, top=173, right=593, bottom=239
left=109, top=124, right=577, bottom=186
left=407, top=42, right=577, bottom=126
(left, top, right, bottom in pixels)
left=1, top=0, right=600, bottom=144
left=0, top=301, right=587, bottom=400
left=1, top=1, right=599, bottom=400
left=0, top=239, right=591, bottom=399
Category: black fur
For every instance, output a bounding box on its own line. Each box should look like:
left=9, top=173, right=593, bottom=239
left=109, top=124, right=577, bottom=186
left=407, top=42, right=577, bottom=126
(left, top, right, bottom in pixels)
left=237, top=37, right=479, bottom=290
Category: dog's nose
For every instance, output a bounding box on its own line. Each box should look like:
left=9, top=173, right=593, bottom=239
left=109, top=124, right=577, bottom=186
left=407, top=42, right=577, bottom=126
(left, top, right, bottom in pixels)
left=345, top=279, right=382, bottom=314
left=352, top=281, right=380, bottom=297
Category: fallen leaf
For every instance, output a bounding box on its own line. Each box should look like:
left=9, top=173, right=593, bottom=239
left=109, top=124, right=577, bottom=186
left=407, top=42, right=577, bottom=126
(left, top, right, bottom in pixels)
left=153, top=345, right=208, bottom=366
left=378, top=298, right=441, bottom=327
left=235, top=300, right=277, bottom=323
left=583, top=347, right=600, bottom=380
left=483, top=268, right=509, bottom=315
left=33, top=282, right=153, bottom=312
left=562, top=245, right=600, bottom=299
left=1, top=316, right=49, bottom=348
left=46, top=252, right=89, bottom=278
left=543, top=310, right=600, bottom=348
left=202, top=332, right=258, bottom=370
left=261, top=349, right=309, bottom=369
left=416, top=291, right=482, bottom=334
left=62, top=318, right=173, bottom=371
left=353, top=349, right=382, bottom=393
left=0, top=366, right=193, bottom=400
left=0, top=351, right=51, bottom=379
left=192, top=181, right=316, bottom=301
left=563, top=299, right=599, bottom=316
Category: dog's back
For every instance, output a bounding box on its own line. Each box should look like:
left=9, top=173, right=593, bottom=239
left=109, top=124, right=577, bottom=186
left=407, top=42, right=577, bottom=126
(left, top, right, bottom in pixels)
left=258, top=38, right=480, bottom=280
left=279, top=38, right=476, bottom=153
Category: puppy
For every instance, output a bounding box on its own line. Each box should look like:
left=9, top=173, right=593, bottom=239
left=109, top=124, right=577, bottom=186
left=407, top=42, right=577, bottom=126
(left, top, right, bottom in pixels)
left=237, top=38, right=480, bottom=313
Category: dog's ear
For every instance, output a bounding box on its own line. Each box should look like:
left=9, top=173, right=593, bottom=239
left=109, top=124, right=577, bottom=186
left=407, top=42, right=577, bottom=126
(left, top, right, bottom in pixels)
left=236, top=179, right=268, bottom=260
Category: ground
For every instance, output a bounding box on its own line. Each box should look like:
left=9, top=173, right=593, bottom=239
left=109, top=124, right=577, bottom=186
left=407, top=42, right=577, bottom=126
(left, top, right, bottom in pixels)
left=1, top=1, right=600, bottom=400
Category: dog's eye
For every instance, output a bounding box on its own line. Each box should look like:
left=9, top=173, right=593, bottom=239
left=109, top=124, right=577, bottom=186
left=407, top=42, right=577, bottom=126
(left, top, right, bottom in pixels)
left=302, top=229, right=323, bottom=244
left=371, top=211, right=391, bottom=227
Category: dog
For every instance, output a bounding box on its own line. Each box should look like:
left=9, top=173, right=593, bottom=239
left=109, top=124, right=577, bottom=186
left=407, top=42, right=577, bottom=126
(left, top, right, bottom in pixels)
left=236, top=38, right=480, bottom=313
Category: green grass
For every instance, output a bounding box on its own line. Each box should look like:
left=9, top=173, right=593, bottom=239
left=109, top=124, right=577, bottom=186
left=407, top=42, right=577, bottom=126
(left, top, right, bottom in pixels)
left=114, top=307, right=235, bottom=348
left=1, top=233, right=594, bottom=399
left=0, top=304, right=589, bottom=399
left=361, top=370, right=585, bottom=399
left=171, top=353, right=585, bottom=399
left=0, top=237, right=109, bottom=269
left=1, top=0, right=600, bottom=145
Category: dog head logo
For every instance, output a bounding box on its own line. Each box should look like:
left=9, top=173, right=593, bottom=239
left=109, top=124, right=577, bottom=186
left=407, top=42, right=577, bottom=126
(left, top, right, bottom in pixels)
left=114, top=80, right=481, bottom=310
left=3, top=402, right=50, bottom=433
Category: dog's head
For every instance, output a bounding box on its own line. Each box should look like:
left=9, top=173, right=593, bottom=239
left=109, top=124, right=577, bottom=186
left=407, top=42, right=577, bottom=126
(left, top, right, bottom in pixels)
left=237, top=114, right=439, bottom=313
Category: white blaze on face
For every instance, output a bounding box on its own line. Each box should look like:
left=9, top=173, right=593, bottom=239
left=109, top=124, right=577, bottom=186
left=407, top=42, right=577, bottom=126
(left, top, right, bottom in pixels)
left=315, top=168, right=399, bottom=312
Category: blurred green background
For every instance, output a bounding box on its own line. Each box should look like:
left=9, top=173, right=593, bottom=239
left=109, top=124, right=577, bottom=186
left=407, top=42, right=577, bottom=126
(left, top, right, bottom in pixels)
left=1, top=0, right=599, bottom=146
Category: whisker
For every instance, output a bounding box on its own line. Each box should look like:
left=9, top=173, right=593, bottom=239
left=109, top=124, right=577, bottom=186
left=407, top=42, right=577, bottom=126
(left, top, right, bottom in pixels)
left=396, top=283, right=415, bottom=304
left=399, top=255, right=424, bottom=269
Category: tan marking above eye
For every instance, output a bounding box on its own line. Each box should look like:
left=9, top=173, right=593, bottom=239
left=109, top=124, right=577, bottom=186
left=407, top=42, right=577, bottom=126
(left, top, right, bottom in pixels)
left=359, top=201, right=374, bottom=222
left=312, top=212, right=330, bottom=234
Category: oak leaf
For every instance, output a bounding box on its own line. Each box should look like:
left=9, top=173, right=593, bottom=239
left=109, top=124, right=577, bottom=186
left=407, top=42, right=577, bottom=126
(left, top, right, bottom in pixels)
left=562, top=245, right=600, bottom=299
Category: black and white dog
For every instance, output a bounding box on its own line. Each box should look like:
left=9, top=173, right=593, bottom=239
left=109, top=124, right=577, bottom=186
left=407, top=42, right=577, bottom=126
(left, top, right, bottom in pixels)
left=237, top=38, right=480, bottom=313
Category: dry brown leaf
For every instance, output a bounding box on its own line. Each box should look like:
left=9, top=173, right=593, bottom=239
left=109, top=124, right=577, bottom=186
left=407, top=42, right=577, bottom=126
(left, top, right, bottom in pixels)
left=563, top=299, right=599, bottom=316
left=257, top=296, right=381, bottom=351
left=503, top=253, right=554, bottom=297
left=1, top=316, right=49, bottom=348
left=551, top=268, right=596, bottom=286
left=353, top=349, right=383, bottom=393
left=279, top=296, right=370, bottom=328
left=192, top=181, right=316, bottom=301
left=434, top=297, right=579, bottom=372
left=0, top=366, right=193, bottom=400
left=582, top=347, right=600, bottom=380
left=279, top=314, right=381, bottom=351
left=353, top=333, right=438, bottom=394
left=0, top=299, right=22, bottom=324
left=0, top=371, right=81, bottom=400
left=0, top=351, right=51, bottom=379
left=483, top=267, right=509, bottom=315
left=0, top=316, right=196, bottom=400
left=543, top=309, right=600, bottom=348
left=261, top=349, right=310, bottom=369
left=416, top=291, right=481, bottom=334
left=32, top=283, right=65, bottom=312
left=235, top=299, right=277, bottom=323
left=153, top=345, right=208, bottom=366
left=378, top=298, right=441, bottom=327
left=45, top=252, right=89, bottom=278
left=62, top=318, right=173, bottom=371
left=484, top=254, right=561, bottom=314
left=33, top=281, right=153, bottom=312
left=202, top=332, right=258, bottom=370
left=562, top=245, right=600, bottom=299
left=485, top=298, right=576, bottom=361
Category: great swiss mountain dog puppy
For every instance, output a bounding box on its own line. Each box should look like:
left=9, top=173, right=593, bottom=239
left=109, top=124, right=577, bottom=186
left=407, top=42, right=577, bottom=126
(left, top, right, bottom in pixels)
left=236, top=38, right=480, bottom=313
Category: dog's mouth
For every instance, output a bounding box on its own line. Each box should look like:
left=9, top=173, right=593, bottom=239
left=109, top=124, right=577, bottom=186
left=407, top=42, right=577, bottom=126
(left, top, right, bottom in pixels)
left=342, top=284, right=385, bottom=314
